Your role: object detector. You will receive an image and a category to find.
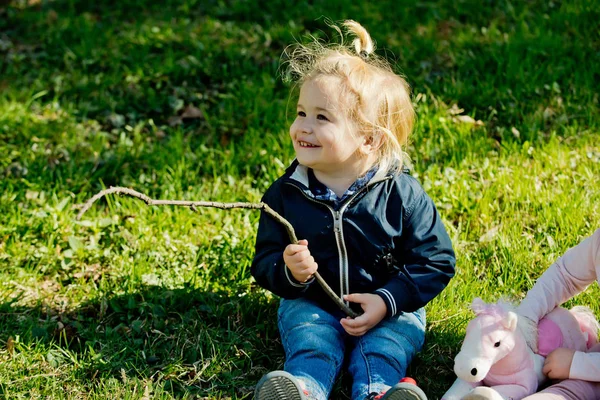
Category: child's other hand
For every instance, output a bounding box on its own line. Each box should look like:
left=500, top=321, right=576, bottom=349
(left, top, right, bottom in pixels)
left=283, top=239, right=318, bottom=283
left=543, top=347, right=575, bottom=379
left=339, top=293, right=387, bottom=336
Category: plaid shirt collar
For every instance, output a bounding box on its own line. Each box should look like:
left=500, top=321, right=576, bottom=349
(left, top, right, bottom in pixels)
left=307, top=165, right=379, bottom=207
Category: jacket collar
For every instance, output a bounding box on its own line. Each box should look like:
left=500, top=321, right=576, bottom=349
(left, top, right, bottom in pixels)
left=283, top=159, right=393, bottom=200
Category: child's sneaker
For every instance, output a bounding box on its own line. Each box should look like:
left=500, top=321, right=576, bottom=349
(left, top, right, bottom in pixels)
left=254, top=370, right=308, bottom=400
left=365, top=377, right=428, bottom=400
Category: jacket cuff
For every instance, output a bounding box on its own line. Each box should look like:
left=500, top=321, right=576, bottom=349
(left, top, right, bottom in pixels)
left=375, top=278, right=414, bottom=317
left=375, top=289, right=396, bottom=317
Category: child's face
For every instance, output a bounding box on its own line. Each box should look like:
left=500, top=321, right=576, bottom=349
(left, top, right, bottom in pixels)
left=290, top=77, right=371, bottom=176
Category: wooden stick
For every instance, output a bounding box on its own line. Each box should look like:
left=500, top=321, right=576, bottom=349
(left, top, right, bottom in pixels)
left=76, top=186, right=359, bottom=318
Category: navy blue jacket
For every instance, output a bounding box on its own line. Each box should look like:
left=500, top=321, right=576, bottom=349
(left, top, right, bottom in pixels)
left=251, top=161, right=456, bottom=317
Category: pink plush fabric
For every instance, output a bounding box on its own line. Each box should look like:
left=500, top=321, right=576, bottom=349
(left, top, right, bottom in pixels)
left=516, top=228, right=600, bottom=381
left=445, top=291, right=600, bottom=400
left=537, top=318, right=563, bottom=356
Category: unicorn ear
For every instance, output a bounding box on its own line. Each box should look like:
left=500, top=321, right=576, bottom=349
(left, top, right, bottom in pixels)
left=471, top=297, right=486, bottom=315
left=502, top=311, right=518, bottom=331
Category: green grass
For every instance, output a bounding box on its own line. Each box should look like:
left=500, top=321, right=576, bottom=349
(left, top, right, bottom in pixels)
left=1, top=0, right=599, bottom=398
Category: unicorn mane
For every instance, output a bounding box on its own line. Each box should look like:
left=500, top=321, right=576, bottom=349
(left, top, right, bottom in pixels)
left=471, top=297, right=538, bottom=352
left=471, top=297, right=515, bottom=316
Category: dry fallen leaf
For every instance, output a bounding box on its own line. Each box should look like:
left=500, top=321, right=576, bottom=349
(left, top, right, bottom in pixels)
left=73, top=263, right=103, bottom=282
left=180, top=105, right=203, bottom=119
left=455, top=115, right=485, bottom=126
left=479, top=225, right=500, bottom=243
left=168, top=104, right=204, bottom=126
left=7, top=336, right=14, bottom=356
left=168, top=116, right=183, bottom=126
left=447, top=104, right=484, bottom=126
left=448, top=104, right=465, bottom=116
left=47, top=9, right=58, bottom=23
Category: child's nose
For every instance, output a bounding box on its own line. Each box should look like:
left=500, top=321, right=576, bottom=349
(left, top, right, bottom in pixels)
left=299, top=119, right=313, bottom=134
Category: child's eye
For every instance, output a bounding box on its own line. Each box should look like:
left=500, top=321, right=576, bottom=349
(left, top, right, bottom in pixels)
left=316, top=114, right=329, bottom=121
left=297, top=111, right=306, bottom=117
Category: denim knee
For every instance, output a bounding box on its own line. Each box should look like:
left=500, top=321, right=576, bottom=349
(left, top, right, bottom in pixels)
left=362, top=308, right=425, bottom=367
left=277, top=298, right=346, bottom=399
left=348, top=308, right=426, bottom=398
left=381, top=307, right=426, bottom=353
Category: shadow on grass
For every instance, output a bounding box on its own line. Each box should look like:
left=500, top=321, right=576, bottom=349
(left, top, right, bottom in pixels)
left=3, top=0, right=597, bottom=136
left=0, top=284, right=464, bottom=399
left=0, top=285, right=282, bottom=398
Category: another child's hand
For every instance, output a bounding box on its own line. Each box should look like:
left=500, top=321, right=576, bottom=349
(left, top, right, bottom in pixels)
left=339, top=293, right=387, bottom=336
left=283, top=239, right=318, bottom=283
left=543, top=347, right=575, bottom=379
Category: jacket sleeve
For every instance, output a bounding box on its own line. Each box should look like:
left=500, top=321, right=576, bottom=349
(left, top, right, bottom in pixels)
left=375, top=190, right=456, bottom=317
left=516, top=228, right=600, bottom=324
left=250, top=185, right=313, bottom=298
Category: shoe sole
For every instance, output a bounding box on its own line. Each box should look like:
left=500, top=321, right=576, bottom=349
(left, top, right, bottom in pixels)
left=255, top=371, right=305, bottom=400
left=382, top=383, right=428, bottom=400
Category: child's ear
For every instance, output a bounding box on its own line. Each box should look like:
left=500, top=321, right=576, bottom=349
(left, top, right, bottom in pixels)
left=361, top=133, right=381, bottom=154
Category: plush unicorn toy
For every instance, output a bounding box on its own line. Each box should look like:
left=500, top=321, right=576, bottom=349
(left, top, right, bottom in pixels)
left=442, top=297, right=599, bottom=400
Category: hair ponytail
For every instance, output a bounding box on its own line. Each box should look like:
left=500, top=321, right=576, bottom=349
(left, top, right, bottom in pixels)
left=343, top=20, right=374, bottom=59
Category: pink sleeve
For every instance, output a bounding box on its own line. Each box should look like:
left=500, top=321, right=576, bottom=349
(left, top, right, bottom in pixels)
left=570, top=351, right=600, bottom=382
left=517, top=228, right=600, bottom=323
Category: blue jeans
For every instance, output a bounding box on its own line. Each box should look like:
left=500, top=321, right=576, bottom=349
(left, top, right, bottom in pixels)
left=278, top=297, right=426, bottom=400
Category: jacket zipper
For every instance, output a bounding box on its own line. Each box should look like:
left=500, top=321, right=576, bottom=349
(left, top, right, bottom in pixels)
left=285, top=176, right=391, bottom=304
left=333, top=206, right=349, bottom=305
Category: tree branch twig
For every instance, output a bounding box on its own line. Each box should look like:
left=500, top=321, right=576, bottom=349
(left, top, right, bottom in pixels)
left=76, top=186, right=358, bottom=318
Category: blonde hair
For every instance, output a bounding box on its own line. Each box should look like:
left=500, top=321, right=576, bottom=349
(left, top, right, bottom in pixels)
left=282, top=20, right=415, bottom=173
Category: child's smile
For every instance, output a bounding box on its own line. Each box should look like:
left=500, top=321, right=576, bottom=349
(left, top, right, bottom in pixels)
left=297, top=140, right=320, bottom=148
